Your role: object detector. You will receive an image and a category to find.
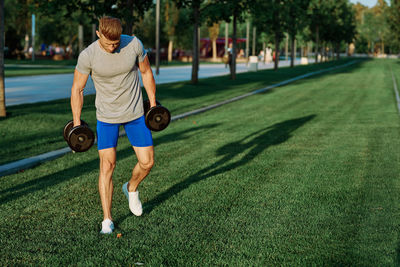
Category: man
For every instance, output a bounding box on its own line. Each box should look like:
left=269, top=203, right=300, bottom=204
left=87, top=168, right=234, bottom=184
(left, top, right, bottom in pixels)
left=70, top=16, right=156, bottom=234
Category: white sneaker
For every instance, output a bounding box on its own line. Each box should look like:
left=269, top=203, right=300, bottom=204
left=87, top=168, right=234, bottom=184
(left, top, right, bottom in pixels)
left=122, top=182, right=143, bottom=216
left=100, top=218, right=114, bottom=234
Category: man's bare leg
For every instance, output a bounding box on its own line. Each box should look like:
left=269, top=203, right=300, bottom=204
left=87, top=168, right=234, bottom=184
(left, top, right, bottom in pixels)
left=98, top=147, right=116, bottom=221
left=122, top=146, right=154, bottom=216
left=128, top=146, right=154, bottom=192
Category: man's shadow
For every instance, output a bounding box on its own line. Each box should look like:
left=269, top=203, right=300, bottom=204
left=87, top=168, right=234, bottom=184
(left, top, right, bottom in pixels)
left=140, top=114, right=316, bottom=215
left=0, top=123, right=220, bottom=205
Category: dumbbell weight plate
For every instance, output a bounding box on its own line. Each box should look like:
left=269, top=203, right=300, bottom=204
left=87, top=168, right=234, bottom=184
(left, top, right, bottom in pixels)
left=63, top=120, right=88, bottom=141
left=67, top=125, right=95, bottom=152
left=145, top=106, right=171, bottom=132
left=63, top=120, right=74, bottom=141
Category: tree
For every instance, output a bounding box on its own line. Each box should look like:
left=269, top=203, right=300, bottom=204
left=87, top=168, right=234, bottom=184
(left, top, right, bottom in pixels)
left=326, top=0, right=356, bottom=59
left=164, top=0, right=180, bottom=62
left=205, top=0, right=252, bottom=79
left=117, top=0, right=153, bottom=35
left=0, top=0, right=5, bottom=117
left=31, top=0, right=154, bottom=60
left=353, top=2, right=371, bottom=54
left=308, top=0, right=350, bottom=62
left=371, top=0, right=389, bottom=54
left=4, top=0, right=34, bottom=59
left=308, top=0, right=327, bottom=63
left=174, top=0, right=204, bottom=84
left=208, top=22, right=220, bottom=61
left=359, top=8, right=379, bottom=53
left=174, top=7, right=194, bottom=50
left=353, top=0, right=391, bottom=55
left=387, top=0, right=400, bottom=53
left=285, top=0, right=310, bottom=67
left=34, top=0, right=153, bottom=37
left=251, top=0, right=287, bottom=70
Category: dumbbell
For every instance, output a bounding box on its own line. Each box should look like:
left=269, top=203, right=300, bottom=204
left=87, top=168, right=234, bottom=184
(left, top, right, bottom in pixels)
left=143, top=99, right=171, bottom=132
left=63, top=120, right=95, bottom=152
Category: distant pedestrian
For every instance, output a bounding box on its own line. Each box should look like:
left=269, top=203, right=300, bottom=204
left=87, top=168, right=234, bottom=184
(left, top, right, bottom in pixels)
left=40, top=43, right=47, bottom=56
left=265, top=46, right=272, bottom=63
left=258, top=50, right=265, bottom=61
left=228, top=43, right=233, bottom=73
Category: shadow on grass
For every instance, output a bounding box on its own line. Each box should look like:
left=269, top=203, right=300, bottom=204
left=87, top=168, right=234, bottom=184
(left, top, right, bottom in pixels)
left=0, top=123, right=219, bottom=205
left=139, top=114, right=316, bottom=217
left=5, top=96, right=95, bottom=118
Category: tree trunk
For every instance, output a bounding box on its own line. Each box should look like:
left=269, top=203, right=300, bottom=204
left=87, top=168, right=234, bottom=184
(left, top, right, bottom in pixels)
left=125, top=0, right=134, bottom=35
left=290, top=33, right=295, bottom=68
left=155, top=0, right=160, bottom=74
left=252, top=26, right=256, bottom=56
left=78, top=25, right=84, bottom=53
left=368, top=40, right=371, bottom=54
left=336, top=42, right=340, bottom=60
left=231, top=14, right=237, bottom=80
left=246, top=21, right=249, bottom=59
left=191, top=4, right=199, bottom=84
left=168, top=40, right=173, bottom=62
left=315, top=24, right=319, bottom=63
left=92, top=24, right=96, bottom=42
left=274, top=32, right=280, bottom=70
left=212, top=38, right=217, bottom=61
left=263, top=42, right=266, bottom=64
left=0, top=0, right=5, bottom=117
left=285, top=33, right=288, bottom=61
left=225, top=22, right=228, bottom=55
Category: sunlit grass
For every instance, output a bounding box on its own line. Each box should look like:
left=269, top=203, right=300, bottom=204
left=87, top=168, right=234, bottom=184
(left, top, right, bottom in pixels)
left=1, top=59, right=400, bottom=265
left=0, top=58, right=355, bottom=165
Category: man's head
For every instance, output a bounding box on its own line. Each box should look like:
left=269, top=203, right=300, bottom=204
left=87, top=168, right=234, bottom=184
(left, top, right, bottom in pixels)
left=96, top=16, right=122, bottom=53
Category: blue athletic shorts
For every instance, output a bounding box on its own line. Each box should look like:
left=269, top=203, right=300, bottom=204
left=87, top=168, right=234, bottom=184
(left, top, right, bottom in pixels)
left=96, top=116, right=153, bottom=150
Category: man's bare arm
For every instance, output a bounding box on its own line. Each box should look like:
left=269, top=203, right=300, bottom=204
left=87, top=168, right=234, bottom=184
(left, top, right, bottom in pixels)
left=71, top=69, right=89, bottom=126
left=138, top=55, right=156, bottom=107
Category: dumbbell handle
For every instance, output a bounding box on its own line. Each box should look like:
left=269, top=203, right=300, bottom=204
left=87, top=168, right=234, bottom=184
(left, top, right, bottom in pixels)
left=143, top=99, right=162, bottom=115
left=73, top=119, right=83, bottom=127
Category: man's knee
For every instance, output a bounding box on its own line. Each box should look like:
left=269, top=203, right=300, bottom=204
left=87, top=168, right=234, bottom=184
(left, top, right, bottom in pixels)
left=99, top=148, right=117, bottom=174
left=139, top=158, right=154, bottom=172
left=100, top=158, right=116, bottom=173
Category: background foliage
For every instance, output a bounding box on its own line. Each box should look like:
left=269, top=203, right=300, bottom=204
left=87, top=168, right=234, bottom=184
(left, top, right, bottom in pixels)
left=4, top=0, right=400, bottom=60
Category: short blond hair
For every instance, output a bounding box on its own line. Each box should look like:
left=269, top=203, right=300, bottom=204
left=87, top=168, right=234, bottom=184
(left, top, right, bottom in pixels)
left=98, top=16, right=122, bottom=40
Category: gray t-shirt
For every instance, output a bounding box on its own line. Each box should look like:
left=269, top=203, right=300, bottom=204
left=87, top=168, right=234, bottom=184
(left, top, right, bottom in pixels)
left=76, top=34, right=147, bottom=123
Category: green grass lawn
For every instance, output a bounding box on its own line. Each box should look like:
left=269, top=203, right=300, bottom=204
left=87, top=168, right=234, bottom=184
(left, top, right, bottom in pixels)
left=4, top=58, right=77, bottom=77
left=3, top=58, right=198, bottom=77
left=5, top=66, right=76, bottom=77
left=5, top=58, right=78, bottom=65
left=1, top=59, right=400, bottom=265
left=0, top=58, right=356, bottom=166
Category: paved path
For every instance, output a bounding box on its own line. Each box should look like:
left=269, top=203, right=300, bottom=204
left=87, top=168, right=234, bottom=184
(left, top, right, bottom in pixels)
left=5, top=59, right=308, bottom=106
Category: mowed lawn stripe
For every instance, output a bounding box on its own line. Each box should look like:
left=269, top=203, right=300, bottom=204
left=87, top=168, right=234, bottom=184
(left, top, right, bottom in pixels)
left=1, top=59, right=400, bottom=265
left=0, top=58, right=357, bottom=166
